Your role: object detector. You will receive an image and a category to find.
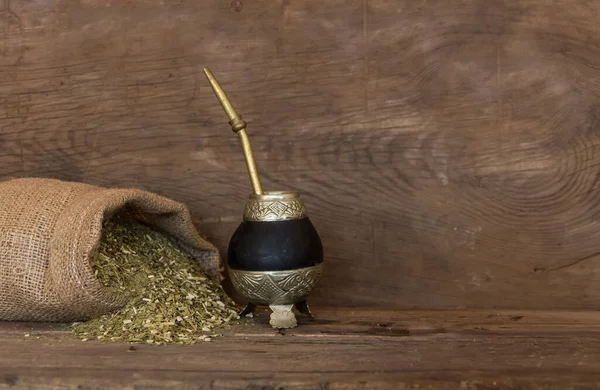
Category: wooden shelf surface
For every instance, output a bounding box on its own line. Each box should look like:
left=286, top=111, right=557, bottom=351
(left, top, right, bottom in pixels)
left=2, top=308, right=600, bottom=389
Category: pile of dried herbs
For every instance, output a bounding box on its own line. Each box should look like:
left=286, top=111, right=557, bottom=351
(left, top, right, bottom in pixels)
left=71, top=214, right=239, bottom=345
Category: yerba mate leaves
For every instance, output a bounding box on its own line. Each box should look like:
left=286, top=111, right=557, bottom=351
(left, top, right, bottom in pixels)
left=71, top=214, right=240, bottom=345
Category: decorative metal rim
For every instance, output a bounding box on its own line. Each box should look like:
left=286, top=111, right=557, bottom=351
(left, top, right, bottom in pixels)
left=243, top=190, right=308, bottom=221
left=230, top=263, right=323, bottom=277
left=229, top=263, right=324, bottom=306
left=249, top=191, right=298, bottom=200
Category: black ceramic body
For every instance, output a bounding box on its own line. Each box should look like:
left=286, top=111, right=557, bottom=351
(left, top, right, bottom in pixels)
left=227, top=217, right=323, bottom=272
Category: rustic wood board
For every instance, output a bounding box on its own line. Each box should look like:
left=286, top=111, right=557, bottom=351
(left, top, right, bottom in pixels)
left=2, top=0, right=600, bottom=308
left=1, top=309, right=600, bottom=389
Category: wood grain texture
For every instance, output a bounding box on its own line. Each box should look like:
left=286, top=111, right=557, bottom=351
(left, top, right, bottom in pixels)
left=2, top=0, right=600, bottom=308
left=2, top=309, right=600, bottom=389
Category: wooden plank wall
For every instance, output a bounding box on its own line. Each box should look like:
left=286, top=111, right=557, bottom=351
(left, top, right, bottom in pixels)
left=1, top=0, right=600, bottom=309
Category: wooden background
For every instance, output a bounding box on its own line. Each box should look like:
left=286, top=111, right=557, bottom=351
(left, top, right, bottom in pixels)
left=2, top=0, right=600, bottom=309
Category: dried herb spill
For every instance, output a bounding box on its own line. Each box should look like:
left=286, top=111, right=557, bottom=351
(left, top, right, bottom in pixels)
left=72, top=214, right=239, bottom=345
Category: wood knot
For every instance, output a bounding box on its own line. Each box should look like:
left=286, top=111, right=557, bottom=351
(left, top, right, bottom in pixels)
left=230, top=0, right=243, bottom=12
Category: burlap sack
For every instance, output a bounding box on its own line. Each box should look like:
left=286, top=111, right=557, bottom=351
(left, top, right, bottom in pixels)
left=0, top=178, right=222, bottom=322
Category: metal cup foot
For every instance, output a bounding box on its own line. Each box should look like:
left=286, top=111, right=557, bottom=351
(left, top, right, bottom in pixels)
left=294, top=300, right=314, bottom=317
left=269, top=304, right=297, bottom=329
left=239, top=303, right=257, bottom=318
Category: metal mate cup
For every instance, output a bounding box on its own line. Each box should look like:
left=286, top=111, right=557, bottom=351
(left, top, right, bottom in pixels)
left=203, top=68, right=324, bottom=329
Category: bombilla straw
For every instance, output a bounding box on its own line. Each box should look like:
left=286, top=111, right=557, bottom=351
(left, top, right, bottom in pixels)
left=203, top=68, right=264, bottom=195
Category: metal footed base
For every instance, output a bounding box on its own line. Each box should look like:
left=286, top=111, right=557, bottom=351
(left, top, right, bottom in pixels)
left=239, top=303, right=257, bottom=318
left=269, top=304, right=297, bottom=329
left=238, top=301, right=314, bottom=329
left=295, top=300, right=313, bottom=317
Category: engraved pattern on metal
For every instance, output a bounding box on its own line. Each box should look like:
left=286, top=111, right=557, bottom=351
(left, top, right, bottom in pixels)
left=268, top=304, right=297, bottom=329
left=243, top=198, right=307, bottom=221
left=229, top=263, right=324, bottom=306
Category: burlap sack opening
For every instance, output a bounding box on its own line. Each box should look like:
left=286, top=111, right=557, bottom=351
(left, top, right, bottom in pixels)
left=0, top=178, right=222, bottom=323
